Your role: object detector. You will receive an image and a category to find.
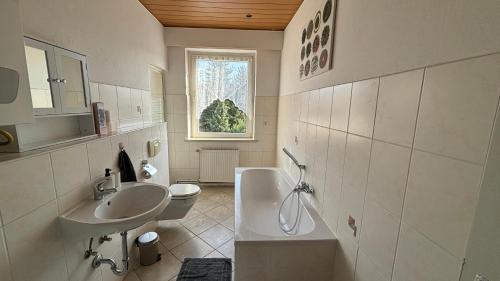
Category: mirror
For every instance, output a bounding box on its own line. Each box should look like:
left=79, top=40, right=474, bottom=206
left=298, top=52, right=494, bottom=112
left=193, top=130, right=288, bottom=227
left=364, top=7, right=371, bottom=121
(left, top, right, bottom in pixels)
left=59, top=54, right=86, bottom=108
left=24, top=45, right=54, bottom=109
left=0, top=67, right=19, bottom=104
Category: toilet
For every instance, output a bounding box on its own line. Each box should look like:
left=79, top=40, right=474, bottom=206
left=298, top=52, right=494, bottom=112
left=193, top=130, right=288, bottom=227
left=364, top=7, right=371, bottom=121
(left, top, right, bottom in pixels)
left=156, top=184, right=201, bottom=220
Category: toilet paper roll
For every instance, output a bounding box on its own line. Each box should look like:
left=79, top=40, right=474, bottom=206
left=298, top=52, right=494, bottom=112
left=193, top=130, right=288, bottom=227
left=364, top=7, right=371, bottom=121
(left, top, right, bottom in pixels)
left=142, top=163, right=158, bottom=179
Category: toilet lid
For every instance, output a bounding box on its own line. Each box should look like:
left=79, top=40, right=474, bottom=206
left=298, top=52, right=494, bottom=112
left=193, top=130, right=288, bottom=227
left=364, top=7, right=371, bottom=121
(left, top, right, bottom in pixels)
left=169, top=184, right=201, bottom=198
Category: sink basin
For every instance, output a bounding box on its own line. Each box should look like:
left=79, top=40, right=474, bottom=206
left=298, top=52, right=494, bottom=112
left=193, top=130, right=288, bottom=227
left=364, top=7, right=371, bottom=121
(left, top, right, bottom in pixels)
left=59, top=182, right=171, bottom=240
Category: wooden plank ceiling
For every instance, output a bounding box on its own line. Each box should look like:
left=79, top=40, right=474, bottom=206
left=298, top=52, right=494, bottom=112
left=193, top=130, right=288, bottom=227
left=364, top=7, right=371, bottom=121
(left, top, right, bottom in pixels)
left=138, top=0, right=304, bottom=31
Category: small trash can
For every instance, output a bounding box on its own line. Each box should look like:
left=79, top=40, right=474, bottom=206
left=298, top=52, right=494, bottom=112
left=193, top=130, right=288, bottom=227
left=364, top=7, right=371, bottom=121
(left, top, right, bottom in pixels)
left=137, top=231, right=161, bottom=266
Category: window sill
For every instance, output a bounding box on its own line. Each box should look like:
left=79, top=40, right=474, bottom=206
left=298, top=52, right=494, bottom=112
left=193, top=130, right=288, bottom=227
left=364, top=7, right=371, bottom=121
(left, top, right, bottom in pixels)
left=185, top=137, right=256, bottom=142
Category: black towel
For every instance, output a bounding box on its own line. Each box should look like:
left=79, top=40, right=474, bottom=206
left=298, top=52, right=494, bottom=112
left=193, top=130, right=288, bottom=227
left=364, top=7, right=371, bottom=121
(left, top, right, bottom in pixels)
left=118, top=150, right=137, bottom=182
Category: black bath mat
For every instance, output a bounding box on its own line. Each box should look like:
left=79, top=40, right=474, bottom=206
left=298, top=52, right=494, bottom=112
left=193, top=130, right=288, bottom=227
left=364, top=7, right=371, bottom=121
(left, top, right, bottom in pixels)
left=177, top=258, right=232, bottom=281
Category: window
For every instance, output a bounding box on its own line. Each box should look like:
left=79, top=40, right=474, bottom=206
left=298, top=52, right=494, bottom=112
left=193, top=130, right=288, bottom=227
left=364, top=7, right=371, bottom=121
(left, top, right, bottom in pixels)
left=187, top=49, right=255, bottom=139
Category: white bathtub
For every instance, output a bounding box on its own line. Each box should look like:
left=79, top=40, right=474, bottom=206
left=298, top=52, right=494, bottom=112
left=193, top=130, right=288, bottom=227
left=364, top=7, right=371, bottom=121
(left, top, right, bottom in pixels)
left=234, top=168, right=337, bottom=281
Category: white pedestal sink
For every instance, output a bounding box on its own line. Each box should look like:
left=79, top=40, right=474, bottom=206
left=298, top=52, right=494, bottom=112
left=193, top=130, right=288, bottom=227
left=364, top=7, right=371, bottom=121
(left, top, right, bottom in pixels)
left=59, top=182, right=171, bottom=241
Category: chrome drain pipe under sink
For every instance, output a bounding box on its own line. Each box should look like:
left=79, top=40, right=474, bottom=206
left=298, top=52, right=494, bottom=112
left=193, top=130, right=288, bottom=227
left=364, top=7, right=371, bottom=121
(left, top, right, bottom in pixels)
left=92, top=231, right=129, bottom=276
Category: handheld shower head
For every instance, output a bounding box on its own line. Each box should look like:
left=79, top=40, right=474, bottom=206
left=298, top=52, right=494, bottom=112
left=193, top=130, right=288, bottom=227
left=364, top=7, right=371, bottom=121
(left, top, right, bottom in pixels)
left=282, top=148, right=306, bottom=170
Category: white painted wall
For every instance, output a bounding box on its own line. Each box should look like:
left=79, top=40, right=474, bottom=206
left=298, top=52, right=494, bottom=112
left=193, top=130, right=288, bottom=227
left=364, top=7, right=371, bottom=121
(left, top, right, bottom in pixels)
left=164, top=27, right=283, bottom=183
left=165, top=27, right=283, bottom=51
left=19, top=0, right=167, bottom=90
left=280, top=0, right=500, bottom=95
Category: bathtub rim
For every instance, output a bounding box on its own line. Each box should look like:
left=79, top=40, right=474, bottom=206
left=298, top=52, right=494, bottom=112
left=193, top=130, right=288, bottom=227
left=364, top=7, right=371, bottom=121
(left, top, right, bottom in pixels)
left=234, top=167, right=336, bottom=243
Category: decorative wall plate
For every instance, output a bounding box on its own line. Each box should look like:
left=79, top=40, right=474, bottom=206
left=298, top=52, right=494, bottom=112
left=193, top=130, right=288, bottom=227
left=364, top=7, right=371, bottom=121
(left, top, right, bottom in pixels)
left=299, top=0, right=337, bottom=80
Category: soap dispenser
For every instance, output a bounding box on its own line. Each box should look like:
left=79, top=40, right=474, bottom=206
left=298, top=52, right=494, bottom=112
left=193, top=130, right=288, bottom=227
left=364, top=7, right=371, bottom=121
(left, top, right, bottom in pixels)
left=104, top=168, right=115, bottom=189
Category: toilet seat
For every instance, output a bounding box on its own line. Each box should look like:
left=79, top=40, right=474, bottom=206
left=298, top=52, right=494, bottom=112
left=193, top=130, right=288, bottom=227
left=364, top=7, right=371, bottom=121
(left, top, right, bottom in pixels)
left=169, top=184, right=201, bottom=199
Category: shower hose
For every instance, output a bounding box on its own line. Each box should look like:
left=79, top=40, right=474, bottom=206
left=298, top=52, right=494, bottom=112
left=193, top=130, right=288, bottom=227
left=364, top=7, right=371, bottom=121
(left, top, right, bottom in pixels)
left=278, top=167, right=304, bottom=234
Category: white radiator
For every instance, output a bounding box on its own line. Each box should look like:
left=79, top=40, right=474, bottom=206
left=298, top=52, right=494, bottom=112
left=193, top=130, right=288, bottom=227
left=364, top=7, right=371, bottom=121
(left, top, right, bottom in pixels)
left=199, top=149, right=239, bottom=183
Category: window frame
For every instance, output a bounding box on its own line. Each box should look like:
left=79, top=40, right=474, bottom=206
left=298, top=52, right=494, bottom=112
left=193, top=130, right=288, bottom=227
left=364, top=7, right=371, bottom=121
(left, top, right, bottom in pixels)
left=186, top=48, right=256, bottom=140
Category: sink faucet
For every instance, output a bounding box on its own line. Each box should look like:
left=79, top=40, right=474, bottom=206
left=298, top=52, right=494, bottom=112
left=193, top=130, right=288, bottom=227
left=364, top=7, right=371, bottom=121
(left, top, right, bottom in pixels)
left=94, top=168, right=119, bottom=200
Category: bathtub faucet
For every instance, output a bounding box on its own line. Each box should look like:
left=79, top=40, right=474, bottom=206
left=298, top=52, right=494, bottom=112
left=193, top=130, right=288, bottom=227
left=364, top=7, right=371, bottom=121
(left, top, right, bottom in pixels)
left=295, top=182, right=314, bottom=194
left=282, top=148, right=306, bottom=171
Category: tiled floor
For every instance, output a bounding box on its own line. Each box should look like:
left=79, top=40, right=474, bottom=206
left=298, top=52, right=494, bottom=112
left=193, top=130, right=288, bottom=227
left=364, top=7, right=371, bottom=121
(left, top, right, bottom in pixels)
left=125, top=186, right=235, bottom=281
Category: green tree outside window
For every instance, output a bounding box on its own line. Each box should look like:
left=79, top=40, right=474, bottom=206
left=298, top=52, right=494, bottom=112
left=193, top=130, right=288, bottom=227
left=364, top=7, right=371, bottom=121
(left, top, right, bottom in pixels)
left=199, top=99, right=247, bottom=133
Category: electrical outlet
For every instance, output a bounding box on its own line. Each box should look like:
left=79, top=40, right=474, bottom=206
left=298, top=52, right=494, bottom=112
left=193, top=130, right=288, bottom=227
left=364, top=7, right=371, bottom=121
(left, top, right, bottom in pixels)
left=474, top=274, right=489, bottom=281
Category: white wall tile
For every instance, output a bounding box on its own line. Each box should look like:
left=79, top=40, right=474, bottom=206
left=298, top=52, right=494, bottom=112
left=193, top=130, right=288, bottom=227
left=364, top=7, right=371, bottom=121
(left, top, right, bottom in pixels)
left=0, top=155, right=56, bottom=224
left=128, top=128, right=151, bottom=181
left=403, top=150, right=483, bottom=257
left=110, top=134, right=129, bottom=171
left=393, top=224, right=462, bottom=281
left=117, top=86, right=137, bottom=130
left=299, top=92, right=309, bottom=122
left=87, top=138, right=113, bottom=181
left=294, top=122, right=307, bottom=164
left=50, top=144, right=90, bottom=196
left=323, top=129, right=347, bottom=231
left=337, top=134, right=372, bottom=244
left=89, top=82, right=100, bottom=103
left=0, top=228, right=12, bottom=281
left=374, top=69, right=423, bottom=147
left=304, top=124, right=317, bottom=169
left=331, top=83, right=352, bottom=132
left=256, top=115, right=278, bottom=135
left=164, top=95, right=175, bottom=114
left=175, top=151, right=190, bottom=169
left=240, top=151, right=263, bottom=167
left=98, top=84, right=119, bottom=132
left=338, top=183, right=367, bottom=245
left=308, top=89, right=320, bottom=125
left=342, top=134, right=372, bottom=197
left=261, top=152, right=276, bottom=166
left=130, top=88, right=143, bottom=120
left=173, top=114, right=187, bottom=133
left=306, top=126, right=329, bottom=212
left=4, top=201, right=68, bottom=281
left=173, top=133, right=189, bottom=152
left=348, top=78, right=379, bottom=137
left=355, top=250, right=388, bottom=281
left=57, top=186, right=91, bottom=214
left=414, top=54, right=500, bottom=164
left=291, top=94, right=302, bottom=122
left=359, top=200, right=400, bottom=280
left=317, top=87, right=333, bottom=128
left=366, top=141, right=411, bottom=216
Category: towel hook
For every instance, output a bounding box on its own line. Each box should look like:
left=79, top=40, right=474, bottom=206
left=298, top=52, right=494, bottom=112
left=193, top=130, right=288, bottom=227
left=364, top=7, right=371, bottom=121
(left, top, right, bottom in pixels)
left=118, top=142, right=125, bottom=151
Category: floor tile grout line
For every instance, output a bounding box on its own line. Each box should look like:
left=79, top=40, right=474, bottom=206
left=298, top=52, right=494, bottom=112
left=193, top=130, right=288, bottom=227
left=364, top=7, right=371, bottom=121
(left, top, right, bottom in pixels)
left=130, top=187, right=235, bottom=280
